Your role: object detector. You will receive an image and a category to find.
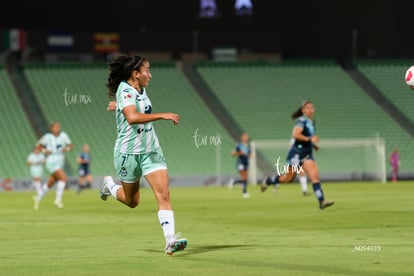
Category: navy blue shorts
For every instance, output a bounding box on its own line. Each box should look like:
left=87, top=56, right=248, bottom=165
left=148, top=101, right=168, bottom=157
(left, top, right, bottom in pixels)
left=237, top=162, right=249, bottom=171
left=78, top=166, right=90, bottom=177
left=285, top=146, right=314, bottom=167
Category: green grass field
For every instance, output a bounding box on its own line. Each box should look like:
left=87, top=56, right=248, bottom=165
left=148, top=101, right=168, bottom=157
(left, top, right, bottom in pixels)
left=0, top=182, right=413, bottom=275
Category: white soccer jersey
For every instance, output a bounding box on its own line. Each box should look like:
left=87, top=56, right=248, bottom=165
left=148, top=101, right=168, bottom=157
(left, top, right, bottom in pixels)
left=27, top=152, right=45, bottom=166
left=114, top=81, right=160, bottom=154
left=27, top=152, right=45, bottom=177
left=38, top=131, right=72, bottom=169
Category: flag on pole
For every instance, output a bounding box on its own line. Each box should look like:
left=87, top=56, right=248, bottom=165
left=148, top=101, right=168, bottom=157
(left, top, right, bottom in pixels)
left=47, top=31, right=74, bottom=52
left=2, top=29, right=26, bottom=51
left=94, top=33, right=120, bottom=53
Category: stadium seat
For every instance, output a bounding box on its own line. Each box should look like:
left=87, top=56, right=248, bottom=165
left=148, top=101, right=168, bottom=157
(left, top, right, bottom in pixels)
left=0, top=66, right=38, bottom=178
left=196, top=61, right=414, bottom=175
left=23, top=63, right=236, bottom=177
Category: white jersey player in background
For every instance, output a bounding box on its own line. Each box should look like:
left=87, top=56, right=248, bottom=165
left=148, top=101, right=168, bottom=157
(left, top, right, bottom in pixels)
left=26, top=145, right=46, bottom=197
left=33, top=121, right=73, bottom=209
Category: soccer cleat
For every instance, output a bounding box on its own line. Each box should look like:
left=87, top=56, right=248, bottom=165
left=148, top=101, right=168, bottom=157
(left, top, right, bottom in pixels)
left=260, top=177, right=269, bottom=192
left=319, top=200, right=334, bottom=210
left=100, top=176, right=112, bottom=201
left=242, top=193, right=251, bottom=198
left=165, top=239, right=188, bottom=256
left=303, top=191, right=312, bottom=196
left=32, top=196, right=40, bottom=210
left=54, top=200, right=64, bottom=209
left=165, top=233, right=188, bottom=256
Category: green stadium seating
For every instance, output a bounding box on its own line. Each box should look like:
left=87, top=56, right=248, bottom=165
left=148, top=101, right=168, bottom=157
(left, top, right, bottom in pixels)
left=24, top=63, right=119, bottom=177
left=356, top=59, right=414, bottom=125
left=132, top=64, right=236, bottom=176
left=196, top=61, right=414, bottom=174
left=6, top=60, right=413, bottom=181
left=23, top=63, right=236, bottom=178
left=0, top=67, right=38, bottom=178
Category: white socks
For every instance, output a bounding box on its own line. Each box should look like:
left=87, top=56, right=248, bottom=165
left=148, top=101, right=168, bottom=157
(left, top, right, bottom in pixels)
left=158, top=210, right=176, bottom=243
left=106, top=178, right=121, bottom=199
left=299, top=175, right=308, bottom=193
left=33, top=180, right=42, bottom=195
left=36, top=181, right=66, bottom=204
left=38, top=183, right=49, bottom=199
left=55, top=181, right=65, bottom=203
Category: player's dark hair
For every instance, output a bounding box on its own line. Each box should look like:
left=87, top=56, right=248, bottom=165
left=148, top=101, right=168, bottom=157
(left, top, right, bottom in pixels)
left=291, top=100, right=312, bottom=119
left=106, top=54, right=146, bottom=99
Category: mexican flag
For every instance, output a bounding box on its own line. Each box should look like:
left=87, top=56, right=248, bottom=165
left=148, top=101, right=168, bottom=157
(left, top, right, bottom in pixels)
left=2, top=29, right=26, bottom=51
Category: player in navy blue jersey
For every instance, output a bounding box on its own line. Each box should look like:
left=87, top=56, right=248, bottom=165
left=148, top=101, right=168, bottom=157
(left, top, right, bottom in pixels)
left=261, top=101, right=334, bottom=210
left=77, top=144, right=92, bottom=193
left=229, top=132, right=251, bottom=198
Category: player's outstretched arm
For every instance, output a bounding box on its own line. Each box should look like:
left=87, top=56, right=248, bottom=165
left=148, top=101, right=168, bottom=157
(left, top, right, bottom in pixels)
left=123, top=105, right=179, bottom=125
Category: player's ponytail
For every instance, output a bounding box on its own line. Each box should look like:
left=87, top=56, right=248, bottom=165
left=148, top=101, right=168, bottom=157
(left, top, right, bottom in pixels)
left=106, top=54, right=129, bottom=99
left=291, top=100, right=312, bottom=119
left=106, top=55, right=145, bottom=99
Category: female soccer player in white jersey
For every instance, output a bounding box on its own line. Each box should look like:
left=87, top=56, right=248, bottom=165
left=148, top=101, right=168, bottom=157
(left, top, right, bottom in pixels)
left=27, top=145, right=45, bottom=198
left=100, top=54, right=187, bottom=255
left=33, top=121, right=73, bottom=209
left=261, top=101, right=334, bottom=210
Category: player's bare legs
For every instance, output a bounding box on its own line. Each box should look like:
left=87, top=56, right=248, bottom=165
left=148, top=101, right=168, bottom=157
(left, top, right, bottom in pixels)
left=145, top=169, right=172, bottom=210
left=33, top=169, right=67, bottom=209
left=48, top=169, right=67, bottom=208
left=117, top=181, right=140, bottom=208
left=261, top=167, right=296, bottom=192
left=100, top=170, right=187, bottom=255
